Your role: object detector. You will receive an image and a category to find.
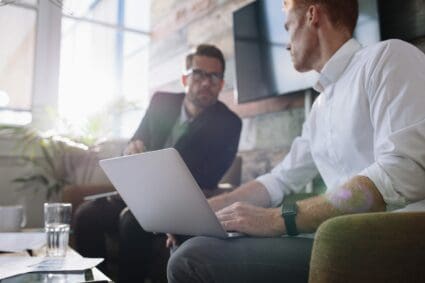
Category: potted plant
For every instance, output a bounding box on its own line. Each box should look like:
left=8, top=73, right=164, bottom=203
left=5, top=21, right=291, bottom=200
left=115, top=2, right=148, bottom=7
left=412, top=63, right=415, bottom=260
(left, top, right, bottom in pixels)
left=0, top=125, right=98, bottom=200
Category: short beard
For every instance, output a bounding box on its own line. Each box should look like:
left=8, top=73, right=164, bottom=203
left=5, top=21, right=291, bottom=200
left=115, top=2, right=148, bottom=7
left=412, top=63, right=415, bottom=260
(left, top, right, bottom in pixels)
left=189, top=91, right=217, bottom=110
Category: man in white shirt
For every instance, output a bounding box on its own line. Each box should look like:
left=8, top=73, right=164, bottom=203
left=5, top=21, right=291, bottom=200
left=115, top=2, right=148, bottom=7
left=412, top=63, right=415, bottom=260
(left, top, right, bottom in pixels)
left=167, top=0, right=425, bottom=282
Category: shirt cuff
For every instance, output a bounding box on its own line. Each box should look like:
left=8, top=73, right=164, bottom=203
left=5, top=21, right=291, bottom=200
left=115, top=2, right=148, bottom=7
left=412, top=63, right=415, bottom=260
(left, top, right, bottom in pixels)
left=358, top=162, right=406, bottom=208
left=256, top=173, right=285, bottom=207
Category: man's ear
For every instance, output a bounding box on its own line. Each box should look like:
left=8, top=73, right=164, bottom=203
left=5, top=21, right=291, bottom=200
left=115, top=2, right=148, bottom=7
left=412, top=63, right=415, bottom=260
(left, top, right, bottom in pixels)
left=306, top=4, right=320, bottom=27
left=219, top=79, right=225, bottom=91
left=181, top=74, right=188, bottom=87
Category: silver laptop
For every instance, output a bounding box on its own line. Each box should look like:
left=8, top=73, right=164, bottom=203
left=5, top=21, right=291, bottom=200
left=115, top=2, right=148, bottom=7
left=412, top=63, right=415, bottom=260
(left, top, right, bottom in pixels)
left=99, top=148, right=240, bottom=238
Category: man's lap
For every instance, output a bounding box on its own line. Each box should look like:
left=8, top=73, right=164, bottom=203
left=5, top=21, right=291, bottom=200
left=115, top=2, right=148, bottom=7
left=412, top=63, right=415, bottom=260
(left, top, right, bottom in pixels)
left=168, top=236, right=313, bottom=283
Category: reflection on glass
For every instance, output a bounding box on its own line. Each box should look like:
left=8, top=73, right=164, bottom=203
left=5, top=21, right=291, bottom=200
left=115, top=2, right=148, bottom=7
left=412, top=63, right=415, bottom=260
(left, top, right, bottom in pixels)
left=43, top=273, right=75, bottom=283
left=0, top=271, right=87, bottom=283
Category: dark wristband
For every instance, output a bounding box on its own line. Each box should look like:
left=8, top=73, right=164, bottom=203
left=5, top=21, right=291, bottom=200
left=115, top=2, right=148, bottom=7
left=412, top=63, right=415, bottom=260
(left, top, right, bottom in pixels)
left=281, top=202, right=299, bottom=236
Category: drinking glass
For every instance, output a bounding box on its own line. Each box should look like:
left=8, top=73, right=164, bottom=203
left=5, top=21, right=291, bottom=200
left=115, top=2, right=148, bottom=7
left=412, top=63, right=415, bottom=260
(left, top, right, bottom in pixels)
left=44, top=203, right=72, bottom=257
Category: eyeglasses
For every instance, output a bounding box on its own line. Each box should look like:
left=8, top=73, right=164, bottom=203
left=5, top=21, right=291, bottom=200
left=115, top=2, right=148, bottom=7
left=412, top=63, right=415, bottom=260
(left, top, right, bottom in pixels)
left=185, top=69, right=224, bottom=85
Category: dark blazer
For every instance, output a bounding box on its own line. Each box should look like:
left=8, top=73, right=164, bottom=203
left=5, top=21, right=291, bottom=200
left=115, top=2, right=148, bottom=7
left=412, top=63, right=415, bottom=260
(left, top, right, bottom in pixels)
left=131, top=92, right=242, bottom=189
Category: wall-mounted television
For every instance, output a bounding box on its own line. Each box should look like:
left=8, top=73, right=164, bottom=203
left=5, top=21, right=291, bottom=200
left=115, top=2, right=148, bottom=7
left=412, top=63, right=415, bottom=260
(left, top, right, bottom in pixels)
left=378, top=0, right=425, bottom=41
left=233, top=0, right=381, bottom=103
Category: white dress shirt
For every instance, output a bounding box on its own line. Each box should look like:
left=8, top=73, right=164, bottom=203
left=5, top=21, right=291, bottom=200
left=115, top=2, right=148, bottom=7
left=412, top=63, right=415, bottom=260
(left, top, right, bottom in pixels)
left=257, top=39, right=425, bottom=208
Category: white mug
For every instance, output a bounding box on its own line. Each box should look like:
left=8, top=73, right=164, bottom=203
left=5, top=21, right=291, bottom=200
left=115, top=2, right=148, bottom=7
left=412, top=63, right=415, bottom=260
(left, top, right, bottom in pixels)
left=0, top=205, right=26, bottom=232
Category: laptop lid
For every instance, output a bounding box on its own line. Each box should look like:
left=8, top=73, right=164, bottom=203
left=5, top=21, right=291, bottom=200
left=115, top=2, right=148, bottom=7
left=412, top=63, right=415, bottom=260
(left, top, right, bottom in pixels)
left=99, top=148, right=228, bottom=238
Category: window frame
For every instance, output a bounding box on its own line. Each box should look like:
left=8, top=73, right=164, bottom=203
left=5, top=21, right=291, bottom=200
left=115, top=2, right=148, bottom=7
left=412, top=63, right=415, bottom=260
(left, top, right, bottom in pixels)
left=2, top=0, right=150, bottom=130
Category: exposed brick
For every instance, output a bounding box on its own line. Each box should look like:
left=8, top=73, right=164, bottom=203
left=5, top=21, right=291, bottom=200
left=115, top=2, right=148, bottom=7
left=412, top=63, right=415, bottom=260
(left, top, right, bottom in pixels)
left=151, top=0, right=181, bottom=25
left=152, top=0, right=217, bottom=40
left=149, top=29, right=189, bottom=67
left=238, top=148, right=290, bottom=183
left=186, top=0, right=251, bottom=46
left=219, top=89, right=305, bottom=118
left=148, top=50, right=187, bottom=91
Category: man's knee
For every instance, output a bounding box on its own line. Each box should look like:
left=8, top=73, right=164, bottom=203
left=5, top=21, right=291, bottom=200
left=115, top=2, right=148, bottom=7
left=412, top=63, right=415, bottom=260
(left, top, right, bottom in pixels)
left=74, top=200, right=101, bottom=229
left=167, top=240, right=194, bottom=283
left=167, top=237, right=215, bottom=283
left=119, top=208, right=135, bottom=233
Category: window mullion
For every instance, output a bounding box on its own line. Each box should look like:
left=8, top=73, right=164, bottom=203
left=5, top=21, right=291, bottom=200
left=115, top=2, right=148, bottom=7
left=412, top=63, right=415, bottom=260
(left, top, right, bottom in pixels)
left=31, top=0, right=62, bottom=130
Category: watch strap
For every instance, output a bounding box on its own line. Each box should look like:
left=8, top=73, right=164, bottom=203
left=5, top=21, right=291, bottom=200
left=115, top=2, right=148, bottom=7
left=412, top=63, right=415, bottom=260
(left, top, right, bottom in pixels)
left=281, top=202, right=299, bottom=236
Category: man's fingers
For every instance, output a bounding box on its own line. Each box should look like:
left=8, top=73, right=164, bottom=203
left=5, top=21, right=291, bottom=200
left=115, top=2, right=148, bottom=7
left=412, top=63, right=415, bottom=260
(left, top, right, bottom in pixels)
left=133, top=140, right=145, bottom=152
left=217, top=211, right=236, bottom=222
left=216, top=201, right=247, bottom=215
left=124, top=140, right=145, bottom=155
left=166, top=238, right=173, bottom=248
left=166, top=233, right=177, bottom=248
left=221, top=219, right=243, bottom=232
left=124, top=143, right=136, bottom=155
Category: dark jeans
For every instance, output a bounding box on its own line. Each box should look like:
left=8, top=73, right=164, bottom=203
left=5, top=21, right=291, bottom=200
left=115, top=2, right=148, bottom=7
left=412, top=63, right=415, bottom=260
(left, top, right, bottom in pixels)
left=117, top=188, right=224, bottom=282
left=73, top=197, right=167, bottom=282
left=73, top=196, right=126, bottom=273
left=118, top=208, right=169, bottom=283
left=167, top=236, right=314, bottom=283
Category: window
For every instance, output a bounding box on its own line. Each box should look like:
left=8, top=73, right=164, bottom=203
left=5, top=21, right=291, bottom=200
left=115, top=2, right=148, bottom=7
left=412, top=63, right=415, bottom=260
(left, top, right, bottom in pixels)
left=0, top=1, right=37, bottom=125
left=0, top=0, right=151, bottom=140
left=58, top=0, right=151, bottom=139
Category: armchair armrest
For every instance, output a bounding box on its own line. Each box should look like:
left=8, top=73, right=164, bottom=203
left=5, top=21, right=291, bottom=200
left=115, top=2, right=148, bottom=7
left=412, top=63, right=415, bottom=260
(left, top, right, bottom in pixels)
left=62, top=184, right=116, bottom=217
left=309, top=212, right=425, bottom=283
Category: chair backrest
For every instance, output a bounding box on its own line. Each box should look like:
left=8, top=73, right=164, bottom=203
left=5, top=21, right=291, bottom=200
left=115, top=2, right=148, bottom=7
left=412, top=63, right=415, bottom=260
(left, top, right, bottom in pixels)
left=62, top=184, right=115, bottom=217
left=309, top=211, right=425, bottom=283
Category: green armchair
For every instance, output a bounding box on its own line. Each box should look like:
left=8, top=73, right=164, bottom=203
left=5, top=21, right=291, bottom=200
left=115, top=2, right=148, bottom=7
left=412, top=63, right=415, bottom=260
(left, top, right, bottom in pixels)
left=309, top=211, right=425, bottom=283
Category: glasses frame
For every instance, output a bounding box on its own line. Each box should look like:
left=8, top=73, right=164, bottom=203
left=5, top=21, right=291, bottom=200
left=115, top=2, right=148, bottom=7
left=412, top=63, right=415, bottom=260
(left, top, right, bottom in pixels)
left=185, top=69, right=224, bottom=85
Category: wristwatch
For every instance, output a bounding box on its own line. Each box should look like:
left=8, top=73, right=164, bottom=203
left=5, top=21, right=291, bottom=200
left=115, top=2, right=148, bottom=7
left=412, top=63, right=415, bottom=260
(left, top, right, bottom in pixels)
left=281, top=202, right=299, bottom=236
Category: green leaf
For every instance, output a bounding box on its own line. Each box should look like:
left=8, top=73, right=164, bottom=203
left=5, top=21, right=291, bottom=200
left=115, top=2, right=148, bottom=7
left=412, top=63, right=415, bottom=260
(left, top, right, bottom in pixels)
left=39, top=144, right=57, bottom=175
left=12, top=174, right=49, bottom=185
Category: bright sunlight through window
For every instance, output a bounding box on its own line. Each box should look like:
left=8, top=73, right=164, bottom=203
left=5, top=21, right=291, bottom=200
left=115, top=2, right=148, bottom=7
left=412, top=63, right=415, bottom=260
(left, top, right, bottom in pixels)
left=58, top=0, right=150, bottom=140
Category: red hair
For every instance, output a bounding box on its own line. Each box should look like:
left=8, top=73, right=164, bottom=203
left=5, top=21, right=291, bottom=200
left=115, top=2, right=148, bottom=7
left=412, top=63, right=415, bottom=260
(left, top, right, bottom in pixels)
left=294, top=0, right=358, bottom=35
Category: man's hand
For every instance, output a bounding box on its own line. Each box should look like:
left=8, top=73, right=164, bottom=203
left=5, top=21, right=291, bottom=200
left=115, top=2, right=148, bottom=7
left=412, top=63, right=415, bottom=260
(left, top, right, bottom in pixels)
left=124, top=139, right=145, bottom=155
left=216, top=202, right=285, bottom=237
left=208, top=180, right=271, bottom=212
left=166, top=233, right=178, bottom=248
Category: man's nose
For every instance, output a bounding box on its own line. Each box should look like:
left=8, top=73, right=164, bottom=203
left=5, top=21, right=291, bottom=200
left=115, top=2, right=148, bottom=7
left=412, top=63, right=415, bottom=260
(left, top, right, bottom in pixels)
left=200, top=76, right=213, bottom=86
left=286, top=43, right=291, bottom=51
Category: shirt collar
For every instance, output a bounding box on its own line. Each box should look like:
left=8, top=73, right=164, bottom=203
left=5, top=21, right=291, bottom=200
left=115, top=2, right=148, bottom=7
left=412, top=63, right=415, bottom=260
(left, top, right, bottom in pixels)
left=314, top=38, right=362, bottom=92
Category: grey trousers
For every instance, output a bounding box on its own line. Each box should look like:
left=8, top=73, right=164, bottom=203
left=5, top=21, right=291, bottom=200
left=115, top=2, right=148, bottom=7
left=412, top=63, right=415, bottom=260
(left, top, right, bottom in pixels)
left=167, top=236, right=314, bottom=283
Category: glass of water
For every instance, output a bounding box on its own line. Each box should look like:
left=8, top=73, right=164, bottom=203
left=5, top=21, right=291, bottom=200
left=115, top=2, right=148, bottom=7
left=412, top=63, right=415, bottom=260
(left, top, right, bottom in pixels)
left=44, top=203, right=72, bottom=257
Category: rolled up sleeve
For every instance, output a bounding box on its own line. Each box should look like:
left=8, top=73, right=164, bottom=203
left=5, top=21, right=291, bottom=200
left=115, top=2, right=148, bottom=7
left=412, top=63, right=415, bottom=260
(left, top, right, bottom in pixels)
left=359, top=162, right=406, bottom=207
left=361, top=118, right=425, bottom=208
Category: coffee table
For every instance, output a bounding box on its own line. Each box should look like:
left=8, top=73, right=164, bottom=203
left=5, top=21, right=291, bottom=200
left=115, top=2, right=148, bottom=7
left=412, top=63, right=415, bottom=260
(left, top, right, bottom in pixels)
left=0, top=268, right=110, bottom=282
left=0, top=248, right=111, bottom=282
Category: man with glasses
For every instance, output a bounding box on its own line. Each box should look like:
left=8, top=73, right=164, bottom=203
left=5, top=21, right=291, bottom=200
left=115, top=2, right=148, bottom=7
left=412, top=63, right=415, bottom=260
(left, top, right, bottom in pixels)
left=73, top=44, right=241, bottom=283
